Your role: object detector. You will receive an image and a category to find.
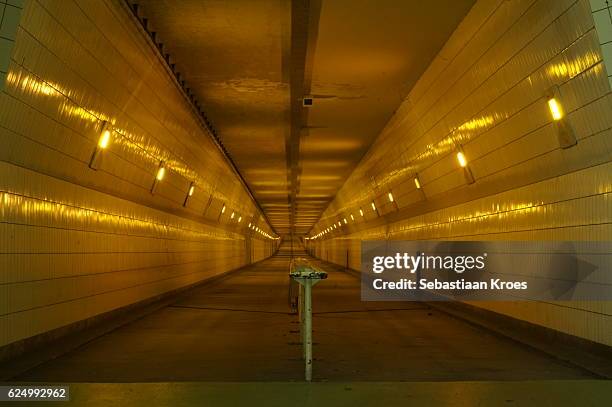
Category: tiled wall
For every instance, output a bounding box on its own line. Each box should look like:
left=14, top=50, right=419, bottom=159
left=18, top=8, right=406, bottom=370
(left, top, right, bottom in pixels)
left=307, top=0, right=612, bottom=346
left=0, top=0, right=23, bottom=92
left=590, top=0, right=612, bottom=87
left=0, top=0, right=277, bottom=352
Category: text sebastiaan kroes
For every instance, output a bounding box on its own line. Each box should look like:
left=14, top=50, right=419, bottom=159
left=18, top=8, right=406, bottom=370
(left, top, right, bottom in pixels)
left=370, top=253, right=527, bottom=291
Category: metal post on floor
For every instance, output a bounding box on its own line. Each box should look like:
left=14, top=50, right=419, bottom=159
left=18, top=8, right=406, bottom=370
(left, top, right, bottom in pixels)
left=300, top=284, right=305, bottom=359
left=289, top=258, right=327, bottom=382
left=303, top=279, right=313, bottom=381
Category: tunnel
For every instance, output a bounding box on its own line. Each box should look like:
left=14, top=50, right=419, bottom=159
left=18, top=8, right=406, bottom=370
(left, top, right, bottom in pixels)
left=0, top=0, right=611, bottom=405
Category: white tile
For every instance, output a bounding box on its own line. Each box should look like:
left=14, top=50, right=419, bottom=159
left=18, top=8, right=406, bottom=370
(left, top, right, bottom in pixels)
left=589, top=0, right=609, bottom=12
left=0, top=37, right=13, bottom=72
left=7, top=0, right=24, bottom=8
left=0, top=4, right=20, bottom=40
left=592, top=8, right=612, bottom=43
left=601, top=41, right=612, bottom=71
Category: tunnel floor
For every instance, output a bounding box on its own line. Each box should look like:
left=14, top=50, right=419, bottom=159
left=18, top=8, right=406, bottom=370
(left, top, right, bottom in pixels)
left=15, top=250, right=597, bottom=382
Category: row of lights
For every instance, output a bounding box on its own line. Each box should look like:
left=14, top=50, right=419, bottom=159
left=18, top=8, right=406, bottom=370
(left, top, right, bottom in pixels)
left=307, top=170, right=438, bottom=239
left=219, top=204, right=278, bottom=239
left=307, top=94, right=574, bottom=241
left=307, top=147, right=471, bottom=240
left=9, top=62, right=280, bottom=240
left=247, top=222, right=278, bottom=239
left=88, top=121, right=278, bottom=240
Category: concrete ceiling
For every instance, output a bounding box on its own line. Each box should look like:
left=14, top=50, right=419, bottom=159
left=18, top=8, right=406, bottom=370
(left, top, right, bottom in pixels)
left=134, top=0, right=475, bottom=236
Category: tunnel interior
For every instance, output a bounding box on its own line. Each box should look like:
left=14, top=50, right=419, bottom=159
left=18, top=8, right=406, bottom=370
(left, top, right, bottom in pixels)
left=0, top=0, right=611, bottom=404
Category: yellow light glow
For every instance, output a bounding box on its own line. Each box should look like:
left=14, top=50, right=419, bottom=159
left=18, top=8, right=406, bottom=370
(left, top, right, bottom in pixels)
left=156, top=166, right=165, bottom=181
left=456, top=151, right=468, bottom=167
left=98, top=129, right=111, bottom=149
left=238, top=216, right=242, bottom=222
left=338, top=221, right=341, bottom=226
left=388, top=192, right=394, bottom=202
left=9, top=74, right=216, bottom=197
left=343, top=218, right=347, bottom=224
left=188, top=185, right=195, bottom=196
left=230, top=212, right=235, bottom=219
left=359, top=209, right=364, bottom=217
left=548, top=98, right=563, bottom=121
left=334, top=224, right=337, bottom=229
left=221, top=205, right=226, bottom=214
left=414, top=177, right=421, bottom=189
left=371, top=202, right=376, bottom=211
left=350, top=214, right=354, bottom=221
left=248, top=222, right=251, bottom=227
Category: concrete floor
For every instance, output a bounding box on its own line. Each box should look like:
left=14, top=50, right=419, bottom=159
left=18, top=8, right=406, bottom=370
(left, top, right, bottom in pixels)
left=13, top=245, right=598, bottom=383
left=10, top=381, right=612, bottom=407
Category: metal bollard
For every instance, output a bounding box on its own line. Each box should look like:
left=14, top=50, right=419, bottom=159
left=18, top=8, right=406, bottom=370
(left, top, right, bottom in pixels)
left=289, top=259, right=327, bottom=381
left=303, top=279, right=313, bottom=380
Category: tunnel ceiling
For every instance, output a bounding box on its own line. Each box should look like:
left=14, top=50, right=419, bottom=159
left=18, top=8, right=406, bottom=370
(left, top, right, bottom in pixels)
left=134, top=0, right=475, bottom=236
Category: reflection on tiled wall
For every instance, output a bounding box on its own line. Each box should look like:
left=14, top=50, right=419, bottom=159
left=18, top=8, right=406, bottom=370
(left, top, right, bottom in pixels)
left=590, top=0, right=612, bottom=87
left=307, top=0, right=612, bottom=346
left=0, top=0, right=277, bottom=352
left=0, top=0, right=23, bottom=92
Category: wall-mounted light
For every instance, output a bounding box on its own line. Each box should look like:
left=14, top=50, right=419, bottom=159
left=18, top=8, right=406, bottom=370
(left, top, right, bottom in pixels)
left=388, top=191, right=399, bottom=211
left=414, top=173, right=426, bottom=200
left=230, top=211, right=235, bottom=219
left=151, top=161, right=165, bottom=193
left=359, top=208, right=364, bottom=217
left=547, top=87, right=577, bottom=149
left=89, top=121, right=112, bottom=170
left=456, top=151, right=468, bottom=168
left=455, top=146, right=475, bottom=184
left=156, top=166, right=165, bottom=181
left=334, top=224, right=337, bottom=229
left=98, top=127, right=111, bottom=149
left=221, top=204, right=226, bottom=214
left=371, top=201, right=376, bottom=211
left=350, top=214, right=354, bottom=221
left=248, top=222, right=251, bottom=227
left=343, top=218, right=347, bottom=224
left=183, top=182, right=196, bottom=206
left=238, top=216, right=242, bottom=223
left=547, top=97, right=563, bottom=121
